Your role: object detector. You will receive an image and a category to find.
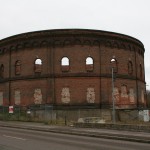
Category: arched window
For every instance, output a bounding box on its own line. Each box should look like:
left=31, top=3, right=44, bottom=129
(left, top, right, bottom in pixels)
left=34, top=58, right=42, bottom=73
left=86, top=57, right=93, bottom=65
left=35, top=59, right=42, bottom=65
left=128, top=61, right=133, bottom=75
left=61, top=57, right=69, bottom=66
left=139, top=64, right=142, bottom=79
left=15, top=60, right=21, bottom=75
left=0, top=64, right=4, bottom=78
left=86, top=57, right=94, bottom=72
left=61, top=57, right=70, bottom=72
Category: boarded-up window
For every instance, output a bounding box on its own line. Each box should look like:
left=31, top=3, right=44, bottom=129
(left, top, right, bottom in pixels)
left=61, top=87, right=70, bottom=103
left=15, top=90, right=21, bottom=105
left=0, top=92, right=3, bottom=105
left=15, top=60, right=21, bottom=75
left=0, top=64, right=4, bottom=78
left=128, top=61, right=133, bottom=75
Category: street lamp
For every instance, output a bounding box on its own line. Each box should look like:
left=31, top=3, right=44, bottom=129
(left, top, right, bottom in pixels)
left=111, top=58, right=116, bottom=124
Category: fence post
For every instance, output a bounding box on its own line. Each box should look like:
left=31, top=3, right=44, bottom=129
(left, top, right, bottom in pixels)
left=65, top=115, right=67, bottom=125
left=3, top=106, right=4, bottom=121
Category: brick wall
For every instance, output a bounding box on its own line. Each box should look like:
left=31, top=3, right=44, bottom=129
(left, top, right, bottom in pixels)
left=0, top=29, right=146, bottom=110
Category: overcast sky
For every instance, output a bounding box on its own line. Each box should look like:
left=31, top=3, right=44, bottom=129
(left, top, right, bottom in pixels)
left=0, top=0, right=150, bottom=89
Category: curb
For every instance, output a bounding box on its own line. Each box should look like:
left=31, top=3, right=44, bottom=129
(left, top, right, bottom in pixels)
left=0, top=123, right=150, bottom=144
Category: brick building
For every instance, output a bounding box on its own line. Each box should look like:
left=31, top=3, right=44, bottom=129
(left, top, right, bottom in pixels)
left=0, top=29, right=147, bottom=121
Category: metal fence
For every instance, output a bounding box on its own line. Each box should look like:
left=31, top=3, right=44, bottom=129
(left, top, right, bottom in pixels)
left=0, top=105, right=103, bottom=125
left=0, top=105, right=149, bottom=125
left=0, top=105, right=53, bottom=122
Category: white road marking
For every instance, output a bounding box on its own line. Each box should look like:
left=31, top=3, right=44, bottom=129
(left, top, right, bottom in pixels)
left=3, top=135, right=26, bottom=141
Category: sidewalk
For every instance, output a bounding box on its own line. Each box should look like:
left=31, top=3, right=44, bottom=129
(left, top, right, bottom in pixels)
left=0, top=121, right=150, bottom=143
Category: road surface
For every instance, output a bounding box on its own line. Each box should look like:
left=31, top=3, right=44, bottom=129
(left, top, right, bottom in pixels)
left=0, top=126, right=149, bottom=150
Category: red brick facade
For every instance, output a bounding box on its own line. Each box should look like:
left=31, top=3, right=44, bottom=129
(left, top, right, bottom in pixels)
left=0, top=29, right=146, bottom=109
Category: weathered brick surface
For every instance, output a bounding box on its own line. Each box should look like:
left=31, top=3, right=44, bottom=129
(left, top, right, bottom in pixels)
left=0, top=29, right=146, bottom=109
left=55, top=77, right=100, bottom=105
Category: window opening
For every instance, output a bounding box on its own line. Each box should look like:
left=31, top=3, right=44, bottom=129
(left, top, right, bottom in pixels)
left=61, top=57, right=69, bottom=66
left=61, top=57, right=70, bottom=72
left=34, top=58, right=42, bottom=73
left=86, top=57, right=94, bottom=72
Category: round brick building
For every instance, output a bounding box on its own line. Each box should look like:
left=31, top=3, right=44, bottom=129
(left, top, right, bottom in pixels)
left=0, top=29, right=146, bottom=120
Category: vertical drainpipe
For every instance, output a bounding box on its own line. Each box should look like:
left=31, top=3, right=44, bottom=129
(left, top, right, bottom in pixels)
left=143, top=50, right=146, bottom=84
left=134, top=47, right=139, bottom=109
left=142, top=50, right=146, bottom=107
left=46, top=43, right=49, bottom=104
left=52, top=42, right=55, bottom=105
left=99, top=41, right=101, bottom=109
left=9, top=47, right=11, bottom=106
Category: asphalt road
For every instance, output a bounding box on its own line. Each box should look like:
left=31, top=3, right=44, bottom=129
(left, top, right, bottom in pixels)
left=0, top=126, right=150, bottom=150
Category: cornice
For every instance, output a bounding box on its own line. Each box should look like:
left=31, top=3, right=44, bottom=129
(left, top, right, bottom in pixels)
left=0, top=73, right=145, bottom=83
left=0, top=29, right=145, bottom=56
